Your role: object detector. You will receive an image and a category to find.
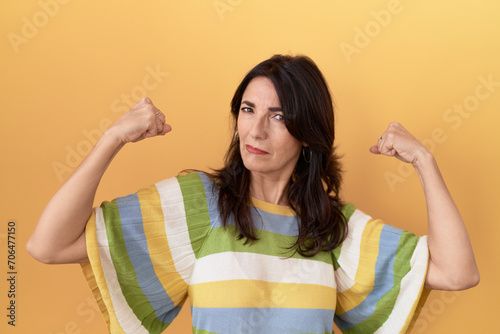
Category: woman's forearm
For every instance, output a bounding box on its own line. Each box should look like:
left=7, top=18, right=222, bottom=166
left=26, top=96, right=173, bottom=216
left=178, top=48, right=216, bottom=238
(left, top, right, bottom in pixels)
left=27, top=129, right=124, bottom=264
left=414, top=150, right=480, bottom=290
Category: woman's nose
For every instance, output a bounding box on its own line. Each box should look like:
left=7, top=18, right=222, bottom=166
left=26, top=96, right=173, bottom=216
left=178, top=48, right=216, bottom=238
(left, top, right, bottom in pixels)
left=249, top=115, right=268, bottom=140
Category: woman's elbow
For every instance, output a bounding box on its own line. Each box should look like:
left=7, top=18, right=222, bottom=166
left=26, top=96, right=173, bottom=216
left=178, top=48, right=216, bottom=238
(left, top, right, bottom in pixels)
left=27, top=233, right=88, bottom=264
left=426, top=262, right=480, bottom=290
left=465, top=271, right=480, bottom=289
left=26, top=238, right=57, bottom=264
left=449, top=270, right=480, bottom=290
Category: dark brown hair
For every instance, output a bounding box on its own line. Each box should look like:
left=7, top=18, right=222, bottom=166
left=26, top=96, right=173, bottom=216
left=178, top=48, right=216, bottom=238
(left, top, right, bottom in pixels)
left=209, top=54, right=347, bottom=257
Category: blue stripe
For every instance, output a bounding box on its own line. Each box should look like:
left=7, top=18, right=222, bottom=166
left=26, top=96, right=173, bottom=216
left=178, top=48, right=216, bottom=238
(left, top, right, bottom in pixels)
left=336, top=224, right=403, bottom=329
left=209, top=207, right=299, bottom=236
left=197, top=172, right=299, bottom=236
left=115, top=194, right=180, bottom=324
left=251, top=208, right=299, bottom=236
left=192, top=306, right=334, bottom=334
left=198, top=172, right=221, bottom=229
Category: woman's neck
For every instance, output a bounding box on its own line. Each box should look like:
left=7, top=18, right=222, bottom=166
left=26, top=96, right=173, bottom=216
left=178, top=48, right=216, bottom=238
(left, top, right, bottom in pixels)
left=249, top=171, right=291, bottom=206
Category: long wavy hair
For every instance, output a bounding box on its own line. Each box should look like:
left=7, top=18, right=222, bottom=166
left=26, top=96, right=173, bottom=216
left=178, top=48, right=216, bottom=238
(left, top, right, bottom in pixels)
left=208, top=54, right=347, bottom=257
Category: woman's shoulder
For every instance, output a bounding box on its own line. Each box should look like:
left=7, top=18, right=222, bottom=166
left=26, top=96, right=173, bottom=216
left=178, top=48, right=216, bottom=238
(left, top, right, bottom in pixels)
left=339, top=203, right=386, bottom=226
left=340, top=202, right=356, bottom=222
left=155, top=170, right=219, bottom=196
left=338, top=203, right=388, bottom=235
left=175, top=170, right=218, bottom=187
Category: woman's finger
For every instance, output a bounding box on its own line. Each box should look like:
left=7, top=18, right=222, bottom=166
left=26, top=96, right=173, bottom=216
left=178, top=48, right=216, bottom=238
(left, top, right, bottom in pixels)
left=156, top=121, right=164, bottom=133
left=377, top=131, right=390, bottom=155
left=156, top=109, right=165, bottom=123
left=376, top=134, right=384, bottom=153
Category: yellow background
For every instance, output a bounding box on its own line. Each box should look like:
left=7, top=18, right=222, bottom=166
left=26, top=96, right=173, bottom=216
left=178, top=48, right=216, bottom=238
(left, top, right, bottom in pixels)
left=1, top=0, right=499, bottom=333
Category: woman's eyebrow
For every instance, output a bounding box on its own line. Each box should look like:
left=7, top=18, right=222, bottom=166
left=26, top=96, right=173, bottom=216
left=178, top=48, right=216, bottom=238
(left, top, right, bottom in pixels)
left=241, top=100, right=282, bottom=111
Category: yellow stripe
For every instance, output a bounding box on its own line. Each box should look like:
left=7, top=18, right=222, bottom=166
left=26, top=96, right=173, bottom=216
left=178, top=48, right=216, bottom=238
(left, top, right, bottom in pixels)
left=137, top=185, right=188, bottom=306
left=251, top=197, right=296, bottom=216
left=81, top=210, right=125, bottom=333
left=189, top=280, right=336, bottom=310
left=336, top=218, right=383, bottom=315
left=403, top=273, right=431, bottom=333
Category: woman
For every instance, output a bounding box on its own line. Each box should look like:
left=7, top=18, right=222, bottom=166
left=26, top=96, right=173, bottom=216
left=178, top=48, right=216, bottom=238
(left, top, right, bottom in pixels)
left=27, top=55, right=479, bottom=334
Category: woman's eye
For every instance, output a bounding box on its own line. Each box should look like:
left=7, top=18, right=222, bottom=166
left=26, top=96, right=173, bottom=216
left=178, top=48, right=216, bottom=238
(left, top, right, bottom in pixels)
left=274, top=114, right=284, bottom=121
left=241, top=107, right=253, bottom=113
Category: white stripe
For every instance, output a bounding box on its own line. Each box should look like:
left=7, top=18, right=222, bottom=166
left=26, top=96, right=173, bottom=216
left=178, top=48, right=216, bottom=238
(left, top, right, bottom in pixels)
left=94, top=206, right=149, bottom=334
left=374, top=236, right=429, bottom=334
left=191, top=252, right=336, bottom=289
left=155, top=177, right=196, bottom=284
left=335, top=209, right=371, bottom=293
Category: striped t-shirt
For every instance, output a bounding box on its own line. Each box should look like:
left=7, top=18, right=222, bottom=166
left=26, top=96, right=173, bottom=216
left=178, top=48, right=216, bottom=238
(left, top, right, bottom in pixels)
left=80, top=172, right=429, bottom=334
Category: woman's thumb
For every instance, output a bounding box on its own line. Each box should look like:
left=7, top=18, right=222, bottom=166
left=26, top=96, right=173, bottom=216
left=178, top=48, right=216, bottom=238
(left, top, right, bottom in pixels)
left=369, top=145, right=380, bottom=154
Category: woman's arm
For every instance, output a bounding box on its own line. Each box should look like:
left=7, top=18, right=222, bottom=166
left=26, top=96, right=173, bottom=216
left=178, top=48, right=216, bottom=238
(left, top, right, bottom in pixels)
left=371, top=122, right=479, bottom=290
left=26, top=97, right=171, bottom=264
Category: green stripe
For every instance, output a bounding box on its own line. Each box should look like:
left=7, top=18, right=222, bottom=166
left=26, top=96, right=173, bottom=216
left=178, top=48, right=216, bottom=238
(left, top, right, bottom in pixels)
left=333, top=203, right=356, bottom=270
left=193, top=326, right=219, bottom=334
left=198, top=224, right=334, bottom=265
left=341, top=203, right=356, bottom=222
left=176, top=173, right=212, bottom=259
left=101, top=200, right=168, bottom=333
left=343, top=230, right=420, bottom=333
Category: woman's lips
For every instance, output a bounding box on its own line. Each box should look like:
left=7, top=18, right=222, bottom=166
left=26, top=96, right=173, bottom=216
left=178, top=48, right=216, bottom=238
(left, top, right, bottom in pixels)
left=246, top=145, right=269, bottom=155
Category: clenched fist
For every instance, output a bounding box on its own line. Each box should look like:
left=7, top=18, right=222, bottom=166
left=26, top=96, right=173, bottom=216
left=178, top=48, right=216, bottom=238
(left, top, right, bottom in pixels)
left=369, top=122, right=431, bottom=167
left=107, top=97, right=172, bottom=144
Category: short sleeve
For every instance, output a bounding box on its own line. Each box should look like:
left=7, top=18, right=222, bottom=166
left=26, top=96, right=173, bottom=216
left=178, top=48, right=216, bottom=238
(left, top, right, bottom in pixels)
left=333, top=204, right=430, bottom=334
left=80, top=172, right=212, bottom=334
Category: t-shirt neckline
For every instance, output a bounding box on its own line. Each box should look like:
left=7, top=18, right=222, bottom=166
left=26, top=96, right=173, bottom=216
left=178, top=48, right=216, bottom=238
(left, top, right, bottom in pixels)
left=250, top=197, right=296, bottom=217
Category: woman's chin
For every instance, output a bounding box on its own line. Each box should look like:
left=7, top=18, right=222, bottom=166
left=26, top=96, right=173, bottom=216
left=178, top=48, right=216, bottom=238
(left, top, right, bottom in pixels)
left=242, top=160, right=273, bottom=175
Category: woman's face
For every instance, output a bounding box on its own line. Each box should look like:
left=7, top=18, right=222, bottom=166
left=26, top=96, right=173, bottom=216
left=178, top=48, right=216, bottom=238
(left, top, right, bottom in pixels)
left=237, top=76, right=303, bottom=180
